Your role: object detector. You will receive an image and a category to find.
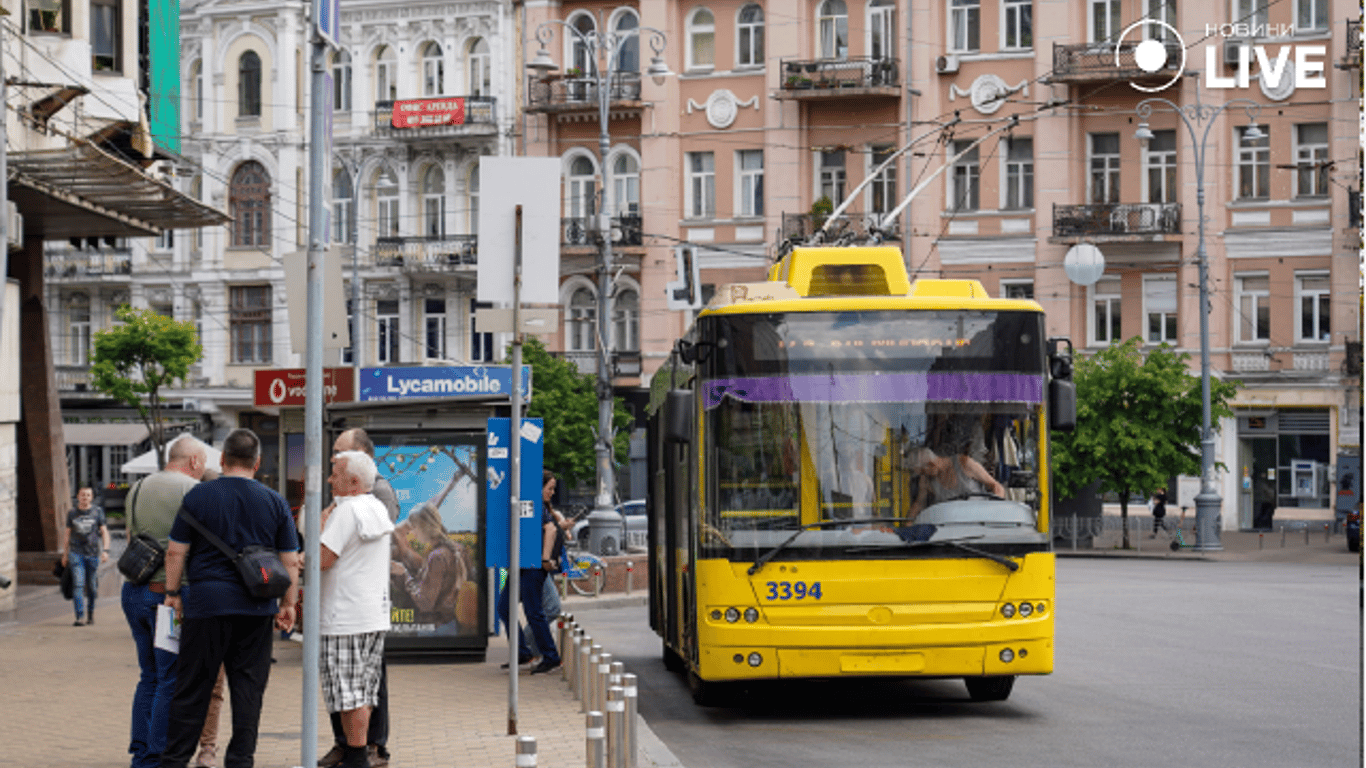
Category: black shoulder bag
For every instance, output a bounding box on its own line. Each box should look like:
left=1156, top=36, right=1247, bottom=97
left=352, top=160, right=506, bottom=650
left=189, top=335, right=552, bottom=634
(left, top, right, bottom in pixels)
left=178, top=507, right=293, bottom=600
left=117, top=480, right=165, bottom=586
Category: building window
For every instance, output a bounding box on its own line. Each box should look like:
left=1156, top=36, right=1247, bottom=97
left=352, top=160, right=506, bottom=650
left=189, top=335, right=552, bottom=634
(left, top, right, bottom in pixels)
left=69, top=296, right=91, bottom=365
left=1003, top=0, right=1032, bottom=49
left=230, top=286, right=272, bottom=364
left=1145, top=0, right=1176, bottom=41
left=738, top=150, right=764, bottom=217
left=950, top=141, right=979, bottom=212
left=1235, top=273, right=1270, bottom=343
left=819, top=150, right=846, bottom=207
left=423, top=166, right=446, bottom=238
left=1001, top=280, right=1034, bottom=299
left=870, top=0, right=895, bottom=60
left=570, top=13, right=596, bottom=73
left=421, top=41, right=443, bottom=96
left=1237, top=125, right=1270, bottom=200
left=1144, top=274, right=1177, bottom=344
left=467, top=163, right=480, bottom=234
left=90, top=0, right=119, bottom=71
left=376, top=167, right=399, bottom=238
left=238, top=51, right=262, bottom=117
left=869, top=145, right=896, bottom=221
left=190, top=60, right=203, bottom=119
left=1295, top=123, right=1329, bottom=198
left=950, top=0, right=979, bottom=53
left=333, top=50, right=352, bottom=111
left=687, top=8, right=715, bottom=70
left=1089, top=133, right=1120, bottom=204
left=613, top=287, right=639, bottom=352
left=468, top=38, right=490, bottom=96
left=155, top=230, right=174, bottom=251
left=568, top=287, right=596, bottom=351
left=332, top=168, right=353, bottom=244
left=191, top=175, right=204, bottom=249
left=687, top=152, right=715, bottom=219
left=818, top=0, right=849, bottom=59
left=29, top=0, right=69, bottom=33
left=1004, top=137, right=1033, bottom=209
left=375, top=45, right=397, bottom=101
left=342, top=298, right=353, bottom=364
left=1145, top=129, right=1177, bottom=204
left=738, top=4, right=765, bottom=67
left=611, top=154, right=640, bottom=216
left=1295, top=271, right=1330, bottom=342
left=424, top=298, right=446, bottom=360
left=1236, top=0, right=1267, bottom=29
left=376, top=299, right=400, bottom=364
left=1296, top=0, right=1327, bottom=31
left=1090, top=276, right=1121, bottom=345
left=614, top=12, right=640, bottom=73
left=1090, top=0, right=1120, bottom=42
left=469, top=299, right=494, bottom=362
left=568, top=155, right=598, bottom=221
left=230, top=161, right=271, bottom=247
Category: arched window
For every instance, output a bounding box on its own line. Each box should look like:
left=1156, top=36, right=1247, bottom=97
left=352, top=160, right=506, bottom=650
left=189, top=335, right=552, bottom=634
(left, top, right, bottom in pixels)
left=467, top=163, right=480, bottom=234
left=375, top=45, right=397, bottom=101
left=611, top=154, right=640, bottom=215
left=567, top=156, right=597, bottom=220
left=421, top=41, right=443, bottom=96
left=687, top=8, right=715, bottom=70
left=332, top=168, right=353, bottom=243
left=189, top=60, right=203, bottom=120
left=238, top=51, right=262, bottom=116
left=613, top=287, right=639, bottom=352
left=570, top=13, right=596, bottom=74
left=869, top=0, right=894, bottom=60
left=423, top=166, right=446, bottom=238
left=467, top=38, right=490, bottom=96
left=375, top=167, right=399, bottom=238
left=737, top=5, right=764, bottom=67
left=230, top=161, right=270, bottom=246
left=818, top=0, right=848, bottom=60
left=614, top=12, right=639, bottom=73
left=333, top=50, right=352, bottom=111
left=568, top=287, right=596, bottom=351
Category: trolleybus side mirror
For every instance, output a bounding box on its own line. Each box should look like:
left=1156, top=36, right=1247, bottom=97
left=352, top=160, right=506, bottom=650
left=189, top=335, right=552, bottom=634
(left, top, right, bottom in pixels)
left=666, top=390, right=694, bottom=444
left=1049, top=379, right=1076, bottom=432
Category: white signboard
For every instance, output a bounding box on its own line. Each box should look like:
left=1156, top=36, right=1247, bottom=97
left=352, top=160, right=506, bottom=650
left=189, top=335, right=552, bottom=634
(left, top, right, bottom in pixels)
left=284, top=246, right=350, bottom=354
left=477, top=158, right=561, bottom=305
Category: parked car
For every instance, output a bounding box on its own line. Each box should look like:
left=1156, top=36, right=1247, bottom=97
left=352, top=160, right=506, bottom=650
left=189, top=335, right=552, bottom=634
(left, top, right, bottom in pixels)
left=572, top=500, right=647, bottom=556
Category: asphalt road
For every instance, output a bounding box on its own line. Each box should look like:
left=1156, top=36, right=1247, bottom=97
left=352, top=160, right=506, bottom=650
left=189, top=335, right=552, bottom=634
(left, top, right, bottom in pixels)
left=577, top=559, right=1362, bottom=768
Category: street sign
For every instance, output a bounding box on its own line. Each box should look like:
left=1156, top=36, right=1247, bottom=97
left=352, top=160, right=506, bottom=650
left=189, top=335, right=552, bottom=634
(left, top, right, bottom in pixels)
left=477, top=158, right=561, bottom=305
left=474, top=307, right=560, bottom=334
left=284, top=246, right=349, bottom=354
left=314, top=0, right=341, bottom=48
left=253, top=367, right=355, bottom=407
left=359, top=365, right=532, bottom=402
left=484, top=417, right=544, bottom=569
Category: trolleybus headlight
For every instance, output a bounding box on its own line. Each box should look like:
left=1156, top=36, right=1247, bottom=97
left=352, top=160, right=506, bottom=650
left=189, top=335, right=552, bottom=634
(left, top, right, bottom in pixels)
left=747, top=652, right=763, bottom=667
left=999, top=648, right=1015, bottom=663
left=725, top=607, right=741, bottom=623
left=743, top=607, right=759, bottom=623
left=1036, top=602, right=1047, bottom=615
left=710, top=609, right=723, bottom=621
left=1000, top=603, right=1016, bottom=619
left=1018, top=602, right=1033, bottom=617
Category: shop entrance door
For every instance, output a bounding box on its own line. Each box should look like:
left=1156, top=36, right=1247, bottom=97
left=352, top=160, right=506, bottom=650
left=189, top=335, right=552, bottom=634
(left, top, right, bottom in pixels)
left=1242, top=437, right=1278, bottom=530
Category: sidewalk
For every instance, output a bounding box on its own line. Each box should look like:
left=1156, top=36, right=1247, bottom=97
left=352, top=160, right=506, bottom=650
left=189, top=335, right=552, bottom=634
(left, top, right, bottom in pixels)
left=1057, top=524, right=1361, bottom=565
left=0, top=566, right=675, bottom=768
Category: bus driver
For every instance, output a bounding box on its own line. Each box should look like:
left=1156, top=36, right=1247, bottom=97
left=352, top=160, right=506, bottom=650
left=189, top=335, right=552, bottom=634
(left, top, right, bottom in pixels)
left=906, top=446, right=1005, bottom=521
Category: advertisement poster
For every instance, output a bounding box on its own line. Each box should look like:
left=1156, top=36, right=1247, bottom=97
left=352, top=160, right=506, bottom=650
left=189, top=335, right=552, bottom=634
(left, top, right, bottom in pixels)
left=372, top=433, right=484, bottom=643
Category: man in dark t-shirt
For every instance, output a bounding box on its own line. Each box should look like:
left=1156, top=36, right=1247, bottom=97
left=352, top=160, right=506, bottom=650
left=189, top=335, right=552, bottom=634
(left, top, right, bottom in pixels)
left=160, top=428, right=301, bottom=768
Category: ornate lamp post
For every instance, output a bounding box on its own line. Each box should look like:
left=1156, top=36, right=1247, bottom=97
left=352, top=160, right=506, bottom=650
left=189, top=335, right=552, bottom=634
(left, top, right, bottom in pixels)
left=528, top=20, right=670, bottom=554
left=1133, top=80, right=1262, bottom=551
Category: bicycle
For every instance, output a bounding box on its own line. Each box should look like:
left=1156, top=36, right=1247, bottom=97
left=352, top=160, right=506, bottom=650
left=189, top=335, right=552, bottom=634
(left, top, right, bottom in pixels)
left=559, top=548, right=606, bottom=596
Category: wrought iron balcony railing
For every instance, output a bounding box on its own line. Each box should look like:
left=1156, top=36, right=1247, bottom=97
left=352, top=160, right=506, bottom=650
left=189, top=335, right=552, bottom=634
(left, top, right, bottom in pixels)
left=369, top=235, right=478, bottom=270
left=562, top=214, right=643, bottom=247
left=780, top=212, right=900, bottom=244
left=1342, top=18, right=1362, bottom=68
left=372, top=96, right=496, bottom=133
left=1048, top=41, right=1181, bottom=83
left=527, top=73, right=642, bottom=111
left=1052, top=202, right=1181, bottom=238
left=45, top=247, right=133, bottom=278
left=778, top=57, right=900, bottom=94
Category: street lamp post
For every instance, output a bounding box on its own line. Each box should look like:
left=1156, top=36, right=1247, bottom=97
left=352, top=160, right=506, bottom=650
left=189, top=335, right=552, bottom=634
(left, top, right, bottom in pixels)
left=1134, top=79, right=1262, bottom=552
left=528, top=20, right=670, bottom=555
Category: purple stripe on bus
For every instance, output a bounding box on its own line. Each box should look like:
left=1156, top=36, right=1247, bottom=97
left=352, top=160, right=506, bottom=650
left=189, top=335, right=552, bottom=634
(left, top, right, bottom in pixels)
left=702, top=373, right=1043, bottom=409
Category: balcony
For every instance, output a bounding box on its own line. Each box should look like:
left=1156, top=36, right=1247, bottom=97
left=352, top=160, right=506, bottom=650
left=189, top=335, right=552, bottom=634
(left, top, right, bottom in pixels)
left=1045, top=41, right=1180, bottom=85
left=562, top=214, right=643, bottom=248
left=780, top=212, right=899, bottom=245
left=372, top=96, right=497, bottom=138
left=555, top=350, right=597, bottom=376
left=56, top=364, right=96, bottom=392
left=1051, top=202, right=1181, bottom=241
left=369, top=235, right=478, bottom=272
left=1339, top=18, right=1362, bottom=70
left=526, top=73, right=642, bottom=114
left=45, top=246, right=133, bottom=280
left=775, top=57, right=900, bottom=100
left=553, top=349, right=641, bottom=377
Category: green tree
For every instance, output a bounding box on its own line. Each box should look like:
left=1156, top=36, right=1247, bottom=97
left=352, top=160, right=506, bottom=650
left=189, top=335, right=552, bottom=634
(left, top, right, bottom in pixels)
left=1051, top=337, right=1238, bottom=549
left=90, top=305, right=204, bottom=470
left=515, top=337, right=631, bottom=489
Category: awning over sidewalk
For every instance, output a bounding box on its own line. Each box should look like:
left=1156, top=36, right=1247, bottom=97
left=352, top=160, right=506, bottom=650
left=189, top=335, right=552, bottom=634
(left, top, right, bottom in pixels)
left=62, top=422, right=149, bottom=446
left=121, top=442, right=223, bottom=475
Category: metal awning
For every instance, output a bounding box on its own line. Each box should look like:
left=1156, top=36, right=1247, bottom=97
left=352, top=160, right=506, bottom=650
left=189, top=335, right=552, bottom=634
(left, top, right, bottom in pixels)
left=7, top=142, right=231, bottom=239
left=62, top=422, right=150, bottom=446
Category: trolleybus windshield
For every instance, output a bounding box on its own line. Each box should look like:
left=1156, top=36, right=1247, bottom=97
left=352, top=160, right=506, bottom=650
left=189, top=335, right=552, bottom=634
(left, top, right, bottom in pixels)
left=700, top=309, right=1049, bottom=561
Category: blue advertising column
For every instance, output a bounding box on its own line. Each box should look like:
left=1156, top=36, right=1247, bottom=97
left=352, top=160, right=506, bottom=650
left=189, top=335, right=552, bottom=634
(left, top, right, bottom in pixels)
left=485, top=418, right=544, bottom=571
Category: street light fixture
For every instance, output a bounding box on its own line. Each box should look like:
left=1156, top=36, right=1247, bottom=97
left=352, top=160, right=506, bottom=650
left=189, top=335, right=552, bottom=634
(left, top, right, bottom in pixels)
left=1133, top=80, right=1261, bottom=551
left=528, top=18, right=670, bottom=556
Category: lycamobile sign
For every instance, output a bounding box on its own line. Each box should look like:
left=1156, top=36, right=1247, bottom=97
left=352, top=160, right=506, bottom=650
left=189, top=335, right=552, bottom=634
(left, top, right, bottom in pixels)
left=359, top=366, right=532, bottom=402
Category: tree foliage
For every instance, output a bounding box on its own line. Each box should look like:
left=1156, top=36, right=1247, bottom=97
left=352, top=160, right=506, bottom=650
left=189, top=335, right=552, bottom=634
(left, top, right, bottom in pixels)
left=1051, top=337, right=1238, bottom=548
left=515, top=337, right=631, bottom=488
left=90, top=305, right=204, bottom=470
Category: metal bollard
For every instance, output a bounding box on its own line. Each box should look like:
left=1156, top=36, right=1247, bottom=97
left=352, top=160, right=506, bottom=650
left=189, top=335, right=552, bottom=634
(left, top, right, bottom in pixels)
left=596, top=652, right=613, bottom=717
left=610, top=660, right=624, bottom=681
left=1259, top=533, right=1264, bottom=550
left=625, top=560, right=634, bottom=595
left=581, top=644, right=598, bottom=713
left=516, top=735, right=537, bottom=768
left=606, top=685, right=625, bottom=768
left=1305, top=525, right=1310, bottom=545
left=1325, top=523, right=1331, bottom=543
left=1070, top=513, right=1078, bottom=551
left=586, top=711, right=605, bottom=768
left=566, top=629, right=580, bottom=691
left=1281, top=525, right=1287, bottom=547
left=623, top=672, right=638, bottom=768
left=593, top=565, right=603, bottom=597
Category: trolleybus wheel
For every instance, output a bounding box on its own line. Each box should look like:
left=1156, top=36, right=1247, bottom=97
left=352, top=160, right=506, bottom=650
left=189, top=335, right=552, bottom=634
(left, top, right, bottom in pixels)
left=964, top=675, right=1015, bottom=702
left=688, top=670, right=730, bottom=707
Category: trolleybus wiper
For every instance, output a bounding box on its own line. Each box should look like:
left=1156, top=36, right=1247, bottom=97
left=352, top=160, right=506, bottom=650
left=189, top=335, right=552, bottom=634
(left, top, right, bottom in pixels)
left=747, top=517, right=910, bottom=575
left=848, top=536, right=1021, bottom=572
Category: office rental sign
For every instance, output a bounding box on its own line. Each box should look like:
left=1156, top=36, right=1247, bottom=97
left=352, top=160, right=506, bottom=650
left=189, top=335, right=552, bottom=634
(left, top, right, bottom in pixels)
left=359, top=365, right=531, bottom=402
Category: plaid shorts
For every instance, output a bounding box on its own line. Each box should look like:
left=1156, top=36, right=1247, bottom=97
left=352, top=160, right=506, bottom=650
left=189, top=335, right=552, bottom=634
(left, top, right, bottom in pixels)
left=320, top=632, right=386, bottom=713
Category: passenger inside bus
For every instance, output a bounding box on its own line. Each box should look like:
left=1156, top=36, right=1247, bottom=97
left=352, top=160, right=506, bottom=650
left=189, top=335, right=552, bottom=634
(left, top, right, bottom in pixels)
left=905, top=446, right=1005, bottom=521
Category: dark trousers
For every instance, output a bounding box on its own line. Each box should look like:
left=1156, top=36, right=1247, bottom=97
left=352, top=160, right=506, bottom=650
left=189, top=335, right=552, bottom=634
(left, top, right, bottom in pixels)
left=497, top=568, right=559, bottom=666
left=329, top=659, right=388, bottom=753
left=160, top=614, right=275, bottom=768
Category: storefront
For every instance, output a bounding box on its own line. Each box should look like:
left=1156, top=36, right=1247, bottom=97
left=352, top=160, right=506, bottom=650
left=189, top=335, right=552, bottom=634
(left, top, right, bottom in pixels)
left=1235, top=407, right=1335, bottom=530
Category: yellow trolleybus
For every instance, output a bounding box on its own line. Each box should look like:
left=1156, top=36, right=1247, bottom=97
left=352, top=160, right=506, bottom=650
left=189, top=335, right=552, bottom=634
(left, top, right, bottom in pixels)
left=646, top=246, right=1076, bottom=704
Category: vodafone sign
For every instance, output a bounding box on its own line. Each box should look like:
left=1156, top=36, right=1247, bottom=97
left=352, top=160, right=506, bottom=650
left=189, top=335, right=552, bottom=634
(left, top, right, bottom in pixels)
left=253, top=367, right=356, bottom=407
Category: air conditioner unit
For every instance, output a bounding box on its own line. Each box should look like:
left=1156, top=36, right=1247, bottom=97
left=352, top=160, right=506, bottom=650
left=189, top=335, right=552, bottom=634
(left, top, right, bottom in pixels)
left=7, top=201, right=21, bottom=251
left=1223, top=38, right=1247, bottom=66
left=182, top=398, right=201, bottom=412
left=935, top=54, right=960, bottom=75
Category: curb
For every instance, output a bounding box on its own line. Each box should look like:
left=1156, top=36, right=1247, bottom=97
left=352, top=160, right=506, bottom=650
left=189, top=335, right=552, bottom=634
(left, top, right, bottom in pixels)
left=562, top=593, right=649, bottom=612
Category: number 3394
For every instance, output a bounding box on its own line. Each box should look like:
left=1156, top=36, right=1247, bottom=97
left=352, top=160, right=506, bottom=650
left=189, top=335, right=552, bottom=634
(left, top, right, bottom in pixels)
left=764, top=581, right=822, bottom=601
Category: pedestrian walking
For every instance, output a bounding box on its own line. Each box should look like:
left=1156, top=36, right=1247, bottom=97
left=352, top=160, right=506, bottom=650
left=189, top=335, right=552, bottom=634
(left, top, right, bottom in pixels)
left=158, top=428, right=301, bottom=768
left=62, top=486, right=110, bottom=626
left=122, top=435, right=208, bottom=768
left=496, top=471, right=563, bottom=675
left=317, top=450, right=394, bottom=768
left=1151, top=487, right=1168, bottom=537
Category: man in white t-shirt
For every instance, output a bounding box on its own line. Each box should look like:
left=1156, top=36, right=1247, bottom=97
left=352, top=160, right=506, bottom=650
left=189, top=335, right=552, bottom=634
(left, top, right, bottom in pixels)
left=319, top=450, right=395, bottom=768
